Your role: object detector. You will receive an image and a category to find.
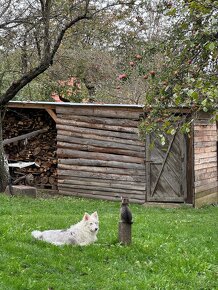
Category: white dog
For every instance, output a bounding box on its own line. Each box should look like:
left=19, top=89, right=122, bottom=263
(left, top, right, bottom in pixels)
left=31, top=212, right=99, bottom=246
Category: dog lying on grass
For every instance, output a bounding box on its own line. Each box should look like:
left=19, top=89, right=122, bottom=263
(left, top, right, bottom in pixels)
left=31, top=212, right=99, bottom=246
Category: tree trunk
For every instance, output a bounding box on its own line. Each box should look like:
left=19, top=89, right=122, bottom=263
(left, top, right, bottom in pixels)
left=0, top=107, right=9, bottom=192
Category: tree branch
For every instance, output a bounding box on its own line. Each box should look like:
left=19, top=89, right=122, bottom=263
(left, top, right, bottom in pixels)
left=0, top=12, right=90, bottom=107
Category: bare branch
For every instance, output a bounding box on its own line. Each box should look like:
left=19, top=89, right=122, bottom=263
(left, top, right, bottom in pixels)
left=0, top=0, right=12, bottom=19
left=0, top=11, right=91, bottom=107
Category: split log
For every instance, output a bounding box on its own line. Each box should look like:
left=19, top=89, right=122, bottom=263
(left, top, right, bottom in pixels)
left=58, top=158, right=145, bottom=170
left=57, top=129, right=144, bottom=146
left=57, top=141, right=145, bottom=158
left=58, top=169, right=144, bottom=182
left=57, top=118, right=139, bottom=133
left=58, top=189, right=145, bottom=203
left=58, top=114, right=139, bottom=127
left=3, top=128, right=48, bottom=145
left=58, top=163, right=145, bottom=176
left=56, top=124, right=140, bottom=141
left=58, top=176, right=146, bottom=191
left=57, top=135, right=144, bottom=152
left=57, top=149, right=144, bottom=164
left=58, top=183, right=145, bottom=196
left=59, top=188, right=144, bottom=200
left=56, top=106, right=142, bottom=119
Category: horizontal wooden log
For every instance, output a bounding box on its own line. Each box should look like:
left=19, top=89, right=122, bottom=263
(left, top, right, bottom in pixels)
left=194, top=177, right=217, bottom=187
left=58, top=163, right=145, bottom=176
left=194, top=162, right=217, bottom=171
left=57, top=118, right=139, bottom=134
left=58, top=190, right=145, bottom=204
left=57, top=169, right=144, bottom=182
left=194, top=151, right=217, bottom=159
left=58, top=183, right=145, bottom=196
left=194, top=146, right=216, bottom=154
left=57, top=124, right=140, bottom=141
left=3, top=128, right=48, bottom=145
left=195, top=170, right=218, bottom=181
left=195, top=181, right=218, bottom=193
left=58, top=114, right=139, bottom=127
left=194, top=156, right=217, bottom=165
left=57, top=141, right=145, bottom=158
left=60, top=189, right=144, bottom=201
left=56, top=106, right=142, bottom=119
left=57, top=149, right=144, bottom=164
left=194, top=135, right=217, bottom=142
left=57, top=134, right=144, bottom=152
left=195, top=166, right=217, bottom=175
left=58, top=158, right=145, bottom=170
left=57, top=129, right=144, bottom=146
left=195, top=187, right=218, bottom=199
left=194, top=124, right=216, bottom=130
left=58, top=177, right=146, bottom=190
left=194, top=130, right=217, bottom=137
left=194, top=192, right=217, bottom=208
left=194, top=116, right=215, bottom=125
left=194, top=141, right=216, bottom=148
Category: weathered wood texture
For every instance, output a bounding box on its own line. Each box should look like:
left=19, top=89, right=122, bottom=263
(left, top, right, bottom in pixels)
left=146, top=131, right=186, bottom=203
left=193, top=119, right=218, bottom=207
left=56, top=106, right=146, bottom=203
left=5, top=102, right=217, bottom=206
left=118, top=222, right=132, bottom=245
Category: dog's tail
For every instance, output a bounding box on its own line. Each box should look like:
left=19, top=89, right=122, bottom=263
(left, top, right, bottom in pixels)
left=31, top=230, right=43, bottom=240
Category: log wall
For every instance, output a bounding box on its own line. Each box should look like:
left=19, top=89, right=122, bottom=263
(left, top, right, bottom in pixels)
left=7, top=102, right=218, bottom=207
left=56, top=105, right=146, bottom=203
left=193, top=116, right=218, bottom=207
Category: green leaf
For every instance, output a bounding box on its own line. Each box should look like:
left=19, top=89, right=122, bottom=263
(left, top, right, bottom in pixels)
left=201, top=99, right=207, bottom=106
left=209, top=42, right=215, bottom=51
left=191, top=91, right=199, bottom=101
left=173, top=93, right=182, bottom=106
left=205, top=42, right=216, bottom=51
left=166, top=8, right=177, bottom=16
left=159, top=134, right=166, bottom=146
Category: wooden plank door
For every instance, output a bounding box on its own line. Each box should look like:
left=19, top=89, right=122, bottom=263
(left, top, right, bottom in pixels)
left=146, top=131, right=187, bottom=202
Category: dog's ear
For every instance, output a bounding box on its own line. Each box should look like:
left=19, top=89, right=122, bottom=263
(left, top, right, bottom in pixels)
left=91, top=211, right=98, bottom=219
left=83, top=213, right=90, bottom=221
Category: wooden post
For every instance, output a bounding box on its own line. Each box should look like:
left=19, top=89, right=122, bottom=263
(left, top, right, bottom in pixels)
left=118, top=222, right=132, bottom=245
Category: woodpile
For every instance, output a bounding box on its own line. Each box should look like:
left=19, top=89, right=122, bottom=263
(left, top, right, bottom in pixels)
left=3, top=108, right=57, bottom=189
left=56, top=106, right=146, bottom=203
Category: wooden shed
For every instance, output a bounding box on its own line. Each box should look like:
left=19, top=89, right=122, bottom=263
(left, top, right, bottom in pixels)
left=5, top=101, right=217, bottom=207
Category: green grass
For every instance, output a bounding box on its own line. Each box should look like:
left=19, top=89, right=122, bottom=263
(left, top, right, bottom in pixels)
left=0, top=194, right=217, bottom=290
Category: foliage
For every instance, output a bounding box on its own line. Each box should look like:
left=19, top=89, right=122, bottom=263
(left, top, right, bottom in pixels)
left=0, top=194, right=217, bottom=289
left=0, top=0, right=167, bottom=104
left=140, top=0, right=218, bottom=137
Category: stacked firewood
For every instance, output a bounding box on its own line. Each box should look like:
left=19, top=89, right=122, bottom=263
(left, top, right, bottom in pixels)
left=3, top=108, right=57, bottom=189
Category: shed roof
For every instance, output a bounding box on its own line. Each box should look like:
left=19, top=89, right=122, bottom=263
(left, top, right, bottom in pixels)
left=8, top=101, right=143, bottom=110
left=8, top=101, right=191, bottom=113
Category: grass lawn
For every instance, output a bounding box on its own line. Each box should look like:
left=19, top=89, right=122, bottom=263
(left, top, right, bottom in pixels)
left=0, top=193, right=217, bottom=290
